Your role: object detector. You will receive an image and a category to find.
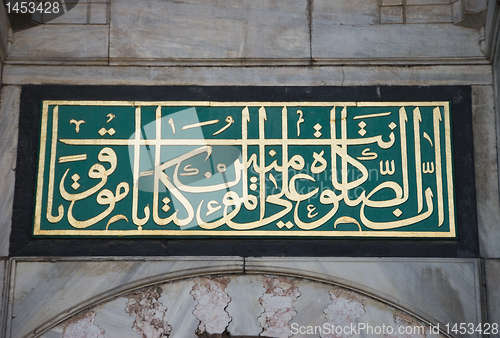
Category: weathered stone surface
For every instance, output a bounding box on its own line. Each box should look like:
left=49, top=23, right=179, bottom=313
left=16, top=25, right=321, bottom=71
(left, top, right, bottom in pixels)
left=8, top=258, right=243, bottom=338
left=356, top=297, right=397, bottom=337
left=47, top=3, right=88, bottom=24
left=313, top=0, right=380, bottom=25
left=2, top=64, right=493, bottom=86
left=89, top=3, right=108, bottom=24
left=48, top=281, right=200, bottom=338
left=405, top=4, right=453, bottom=23
left=381, top=0, right=403, bottom=6
left=386, top=311, right=426, bottom=338
left=406, top=0, right=451, bottom=4
left=34, top=276, right=448, bottom=338
left=485, top=259, right=500, bottom=338
left=472, top=86, right=500, bottom=258
left=226, top=275, right=264, bottom=336
left=161, top=281, right=199, bottom=338
left=258, top=276, right=300, bottom=338
left=0, top=2, right=10, bottom=61
left=312, top=24, right=484, bottom=60
left=246, top=257, right=482, bottom=337
left=0, top=259, right=5, bottom=335
left=342, top=65, right=492, bottom=85
left=8, top=25, right=108, bottom=61
left=322, top=287, right=366, bottom=338
left=93, top=297, right=135, bottom=338
left=291, top=280, right=332, bottom=335
left=125, top=287, right=171, bottom=338
left=109, top=0, right=309, bottom=60
left=381, top=6, right=404, bottom=24
left=57, top=311, right=105, bottom=338
left=0, top=85, right=20, bottom=257
left=191, top=277, right=231, bottom=335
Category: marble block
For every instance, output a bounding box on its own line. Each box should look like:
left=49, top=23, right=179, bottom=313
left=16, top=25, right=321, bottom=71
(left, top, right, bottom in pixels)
left=0, top=86, right=21, bottom=257
left=226, top=275, right=265, bottom=336
left=312, top=23, right=484, bottom=60
left=471, top=86, right=500, bottom=258
left=246, top=257, right=482, bottom=338
left=0, top=259, right=6, bottom=336
left=109, top=0, right=309, bottom=60
left=313, top=0, right=380, bottom=25
left=2, top=64, right=493, bottom=86
left=7, top=257, right=243, bottom=338
left=9, top=25, right=108, bottom=61
left=485, top=259, right=500, bottom=337
left=405, top=4, right=453, bottom=23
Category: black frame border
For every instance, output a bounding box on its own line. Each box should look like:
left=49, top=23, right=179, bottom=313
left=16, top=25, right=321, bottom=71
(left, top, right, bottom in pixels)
left=10, top=85, right=478, bottom=257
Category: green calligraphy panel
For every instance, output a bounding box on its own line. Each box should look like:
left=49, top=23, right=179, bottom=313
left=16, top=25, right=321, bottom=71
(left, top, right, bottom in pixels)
left=33, top=101, right=456, bottom=237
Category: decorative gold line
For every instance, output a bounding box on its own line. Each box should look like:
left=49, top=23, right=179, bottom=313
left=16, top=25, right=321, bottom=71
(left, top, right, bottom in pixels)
left=353, top=112, right=391, bottom=119
left=32, top=229, right=456, bottom=237
left=35, top=100, right=456, bottom=237
left=42, top=100, right=450, bottom=108
left=444, top=102, right=456, bottom=236
left=356, top=102, right=449, bottom=107
left=433, top=107, right=444, bottom=227
left=413, top=108, right=423, bottom=213
left=46, top=106, right=63, bottom=223
left=34, top=102, right=50, bottom=232
left=42, top=101, right=360, bottom=107
left=181, top=119, right=219, bottom=130
left=259, top=107, right=266, bottom=219
left=58, top=138, right=403, bottom=146
left=58, top=154, right=87, bottom=163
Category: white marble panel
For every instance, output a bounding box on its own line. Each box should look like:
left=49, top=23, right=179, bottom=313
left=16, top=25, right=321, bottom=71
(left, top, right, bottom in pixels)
left=406, top=0, right=451, bottom=4
left=290, top=279, right=332, bottom=337
left=0, top=86, right=21, bottom=257
left=313, top=0, right=380, bottom=25
left=2, top=64, right=493, bottom=86
left=472, top=86, right=500, bottom=258
left=485, top=259, right=500, bottom=337
left=342, top=65, right=492, bottom=86
left=245, top=258, right=482, bottom=338
left=8, top=25, right=108, bottom=60
left=39, top=328, right=62, bottom=338
left=352, top=298, right=397, bottom=338
left=109, top=0, right=309, bottom=60
left=312, top=23, right=484, bottom=60
left=381, top=6, right=404, bottom=24
left=0, top=259, right=6, bottom=335
left=25, top=274, right=457, bottom=338
left=381, top=0, right=403, bottom=5
left=452, top=1, right=464, bottom=22
left=47, top=3, right=88, bottom=24
left=226, top=275, right=265, bottom=336
left=405, top=4, right=453, bottom=23
left=89, top=3, right=107, bottom=24
left=8, top=257, right=243, bottom=338
left=160, top=280, right=198, bottom=338
left=92, top=297, right=134, bottom=338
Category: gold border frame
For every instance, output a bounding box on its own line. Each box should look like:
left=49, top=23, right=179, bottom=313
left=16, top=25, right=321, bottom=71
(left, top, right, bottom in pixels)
left=33, top=101, right=456, bottom=238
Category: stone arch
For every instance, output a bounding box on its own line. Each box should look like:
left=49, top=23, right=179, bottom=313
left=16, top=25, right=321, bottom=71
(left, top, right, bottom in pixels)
left=35, top=272, right=447, bottom=338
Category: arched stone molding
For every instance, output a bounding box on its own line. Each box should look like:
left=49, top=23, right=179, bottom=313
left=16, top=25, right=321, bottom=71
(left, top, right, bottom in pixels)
left=37, top=273, right=448, bottom=338
left=3, top=257, right=482, bottom=338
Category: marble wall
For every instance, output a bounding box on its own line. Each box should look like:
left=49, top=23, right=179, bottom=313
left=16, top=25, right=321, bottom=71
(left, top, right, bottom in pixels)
left=2, top=258, right=482, bottom=338
left=0, top=86, right=20, bottom=257
left=0, top=0, right=499, bottom=337
left=2, top=0, right=486, bottom=66
left=37, top=275, right=446, bottom=338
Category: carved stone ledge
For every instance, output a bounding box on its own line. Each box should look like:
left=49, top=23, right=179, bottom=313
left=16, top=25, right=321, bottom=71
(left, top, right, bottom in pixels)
left=452, top=0, right=488, bottom=28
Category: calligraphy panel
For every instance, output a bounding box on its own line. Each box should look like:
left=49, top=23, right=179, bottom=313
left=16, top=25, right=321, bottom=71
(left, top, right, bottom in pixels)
left=33, top=100, right=455, bottom=237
